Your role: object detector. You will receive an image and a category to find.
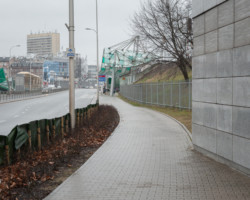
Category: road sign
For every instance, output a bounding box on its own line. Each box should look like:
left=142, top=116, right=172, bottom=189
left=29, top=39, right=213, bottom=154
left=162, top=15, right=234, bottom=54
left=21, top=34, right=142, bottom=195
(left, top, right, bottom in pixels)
left=99, top=75, right=106, bottom=82
left=66, top=48, right=75, bottom=58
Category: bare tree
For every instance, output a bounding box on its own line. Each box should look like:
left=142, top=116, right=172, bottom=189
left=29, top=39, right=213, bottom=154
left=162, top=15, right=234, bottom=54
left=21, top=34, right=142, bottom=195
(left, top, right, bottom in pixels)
left=131, top=0, right=192, bottom=80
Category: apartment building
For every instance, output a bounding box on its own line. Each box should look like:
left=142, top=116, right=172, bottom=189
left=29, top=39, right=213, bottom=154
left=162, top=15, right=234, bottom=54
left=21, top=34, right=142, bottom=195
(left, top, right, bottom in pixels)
left=27, top=32, right=60, bottom=57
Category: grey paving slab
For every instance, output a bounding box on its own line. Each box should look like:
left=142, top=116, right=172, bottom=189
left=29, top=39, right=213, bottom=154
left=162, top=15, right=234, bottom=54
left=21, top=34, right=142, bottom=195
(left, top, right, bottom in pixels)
left=45, top=96, right=250, bottom=200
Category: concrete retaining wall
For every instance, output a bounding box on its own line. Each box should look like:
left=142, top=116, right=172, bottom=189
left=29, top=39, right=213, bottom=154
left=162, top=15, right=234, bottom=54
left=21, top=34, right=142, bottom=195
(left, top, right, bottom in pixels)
left=192, top=0, right=250, bottom=174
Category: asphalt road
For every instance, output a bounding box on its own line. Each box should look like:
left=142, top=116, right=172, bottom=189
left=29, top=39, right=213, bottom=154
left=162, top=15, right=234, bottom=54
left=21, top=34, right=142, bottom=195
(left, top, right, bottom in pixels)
left=0, top=89, right=96, bottom=136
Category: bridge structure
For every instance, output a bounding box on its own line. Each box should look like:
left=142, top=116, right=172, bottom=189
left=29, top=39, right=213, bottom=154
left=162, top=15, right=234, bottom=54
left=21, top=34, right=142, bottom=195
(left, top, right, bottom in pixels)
left=100, top=36, right=154, bottom=95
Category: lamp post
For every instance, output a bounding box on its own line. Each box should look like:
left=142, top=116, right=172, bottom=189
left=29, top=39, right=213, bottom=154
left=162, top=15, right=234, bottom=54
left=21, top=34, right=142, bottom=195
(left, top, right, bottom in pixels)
left=9, top=45, right=20, bottom=92
left=85, top=0, right=100, bottom=104
left=9, top=45, right=21, bottom=78
left=66, top=0, right=76, bottom=129
left=30, top=61, right=32, bottom=91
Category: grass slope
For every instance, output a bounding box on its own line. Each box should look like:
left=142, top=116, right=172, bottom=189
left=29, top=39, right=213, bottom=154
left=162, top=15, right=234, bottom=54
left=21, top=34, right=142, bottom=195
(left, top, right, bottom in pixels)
left=136, top=63, right=192, bottom=83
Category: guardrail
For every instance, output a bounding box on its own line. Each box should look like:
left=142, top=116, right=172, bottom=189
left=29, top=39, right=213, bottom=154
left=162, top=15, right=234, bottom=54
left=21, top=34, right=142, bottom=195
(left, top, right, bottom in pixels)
left=0, top=89, right=68, bottom=103
left=0, top=103, right=98, bottom=165
left=120, top=80, right=192, bottom=110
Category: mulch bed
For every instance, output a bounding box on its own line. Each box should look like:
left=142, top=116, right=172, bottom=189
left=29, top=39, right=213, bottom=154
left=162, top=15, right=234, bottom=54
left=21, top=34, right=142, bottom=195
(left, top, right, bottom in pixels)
left=0, top=105, right=120, bottom=200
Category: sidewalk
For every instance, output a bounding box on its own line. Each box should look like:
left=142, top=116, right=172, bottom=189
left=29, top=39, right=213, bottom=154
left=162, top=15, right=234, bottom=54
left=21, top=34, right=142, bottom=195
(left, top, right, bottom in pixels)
left=45, top=96, right=250, bottom=200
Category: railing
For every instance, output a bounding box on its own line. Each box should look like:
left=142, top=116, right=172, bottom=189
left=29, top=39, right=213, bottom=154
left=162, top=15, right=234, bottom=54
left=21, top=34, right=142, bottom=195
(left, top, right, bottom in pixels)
left=0, top=88, right=68, bottom=103
left=120, top=80, right=192, bottom=110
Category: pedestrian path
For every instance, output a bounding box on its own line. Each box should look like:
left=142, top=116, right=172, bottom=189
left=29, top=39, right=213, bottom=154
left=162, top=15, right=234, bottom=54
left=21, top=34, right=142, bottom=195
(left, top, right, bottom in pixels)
left=45, top=96, right=250, bottom=200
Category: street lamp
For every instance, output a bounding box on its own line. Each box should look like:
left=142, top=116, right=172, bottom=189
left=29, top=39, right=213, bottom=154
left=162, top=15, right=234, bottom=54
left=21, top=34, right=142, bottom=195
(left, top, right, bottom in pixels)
left=9, top=45, right=21, bottom=91
left=85, top=0, right=100, bottom=104
left=30, top=61, right=32, bottom=91
left=65, top=0, right=76, bottom=129
left=9, top=45, right=21, bottom=77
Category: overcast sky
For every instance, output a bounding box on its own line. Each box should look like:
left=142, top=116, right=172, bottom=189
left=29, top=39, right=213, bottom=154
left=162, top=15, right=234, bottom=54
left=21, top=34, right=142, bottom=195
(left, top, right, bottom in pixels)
left=0, top=0, right=145, bottom=65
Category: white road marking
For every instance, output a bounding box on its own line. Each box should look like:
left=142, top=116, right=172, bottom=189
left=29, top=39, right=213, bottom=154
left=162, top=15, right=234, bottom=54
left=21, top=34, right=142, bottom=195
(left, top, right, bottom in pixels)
left=0, top=120, right=6, bottom=123
left=14, top=115, right=19, bottom=118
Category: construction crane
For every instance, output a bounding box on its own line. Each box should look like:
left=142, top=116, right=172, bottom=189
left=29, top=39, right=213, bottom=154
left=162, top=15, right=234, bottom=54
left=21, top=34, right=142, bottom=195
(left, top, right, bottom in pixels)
left=100, top=36, right=154, bottom=95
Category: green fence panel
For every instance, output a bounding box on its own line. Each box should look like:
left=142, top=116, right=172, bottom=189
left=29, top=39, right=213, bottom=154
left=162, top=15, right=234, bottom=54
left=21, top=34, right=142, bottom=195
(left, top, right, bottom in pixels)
left=6, top=127, right=17, bottom=163
left=38, top=120, right=47, bottom=147
left=0, top=104, right=96, bottom=165
left=15, top=126, right=29, bottom=150
left=54, top=118, right=61, bottom=137
left=29, top=121, right=38, bottom=150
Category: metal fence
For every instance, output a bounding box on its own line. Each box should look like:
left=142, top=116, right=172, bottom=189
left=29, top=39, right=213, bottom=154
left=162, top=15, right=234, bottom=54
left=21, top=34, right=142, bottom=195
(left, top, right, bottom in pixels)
left=120, top=81, right=192, bottom=110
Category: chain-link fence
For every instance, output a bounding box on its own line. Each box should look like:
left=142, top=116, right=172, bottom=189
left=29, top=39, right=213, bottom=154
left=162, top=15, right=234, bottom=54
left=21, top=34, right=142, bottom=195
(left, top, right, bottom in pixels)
left=120, top=81, right=192, bottom=110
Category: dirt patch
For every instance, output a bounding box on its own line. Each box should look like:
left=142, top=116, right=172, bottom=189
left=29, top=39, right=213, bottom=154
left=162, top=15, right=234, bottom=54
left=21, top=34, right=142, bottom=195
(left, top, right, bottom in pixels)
left=0, top=105, right=120, bottom=200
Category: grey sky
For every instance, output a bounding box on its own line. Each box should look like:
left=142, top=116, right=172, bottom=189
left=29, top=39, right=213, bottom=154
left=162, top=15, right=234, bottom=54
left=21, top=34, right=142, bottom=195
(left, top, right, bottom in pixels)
left=0, top=0, right=144, bottom=65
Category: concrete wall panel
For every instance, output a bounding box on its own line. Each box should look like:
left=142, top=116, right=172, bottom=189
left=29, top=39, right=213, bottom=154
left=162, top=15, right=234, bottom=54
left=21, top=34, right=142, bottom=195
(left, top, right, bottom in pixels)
left=192, top=0, right=204, bottom=18
left=203, top=103, right=217, bottom=129
left=235, top=0, right=250, bottom=21
left=217, top=78, right=232, bottom=105
left=233, top=136, right=250, bottom=169
left=193, top=0, right=250, bottom=172
left=233, top=45, right=250, bottom=76
left=193, top=15, right=205, bottom=37
left=194, top=35, right=205, bottom=56
left=193, top=125, right=217, bottom=154
left=233, top=77, right=250, bottom=107
left=192, top=56, right=204, bottom=79
left=216, top=130, right=233, bottom=160
left=205, top=8, right=218, bottom=33
left=204, top=0, right=217, bottom=12
left=193, top=0, right=227, bottom=18
left=192, top=79, right=204, bottom=101
left=205, top=30, right=218, bottom=53
left=233, top=107, right=250, bottom=139
left=217, top=105, right=232, bottom=133
left=204, top=53, right=217, bottom=78
left=235, top=17, right=250, bottom=47
left=219, top=24, right=234, bottom=50
left=203, top=79, right=217, bottom=103
left=217, top=49, right=233, bottom=77
left=218, top=0, right=234, bottom=27
left=192, top=102, right=204, bottom=125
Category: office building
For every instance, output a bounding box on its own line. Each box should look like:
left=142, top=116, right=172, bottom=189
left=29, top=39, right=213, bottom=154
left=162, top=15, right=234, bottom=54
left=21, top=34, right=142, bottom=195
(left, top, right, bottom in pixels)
left=27, top=32, right=60, bottom=57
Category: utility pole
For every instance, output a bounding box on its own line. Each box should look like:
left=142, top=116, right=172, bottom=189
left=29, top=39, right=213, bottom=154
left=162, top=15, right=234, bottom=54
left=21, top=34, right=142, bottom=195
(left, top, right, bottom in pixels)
left=96, top=0, right=100, bottom=104
left=66, top=0, right=76, bottom=129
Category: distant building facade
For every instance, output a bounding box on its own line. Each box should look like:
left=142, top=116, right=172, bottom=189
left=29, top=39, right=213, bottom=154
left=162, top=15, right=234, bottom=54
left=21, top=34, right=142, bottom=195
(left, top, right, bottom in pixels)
left=10, top=58, right=43, bottom=80
left=27, top=32, right=60, bottom=57
left=87, top=65, right=97, bottom=81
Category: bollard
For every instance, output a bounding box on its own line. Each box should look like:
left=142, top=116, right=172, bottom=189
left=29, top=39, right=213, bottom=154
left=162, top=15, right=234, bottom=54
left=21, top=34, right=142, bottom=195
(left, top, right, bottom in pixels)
left=5, top=145, right=10, bottom=165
